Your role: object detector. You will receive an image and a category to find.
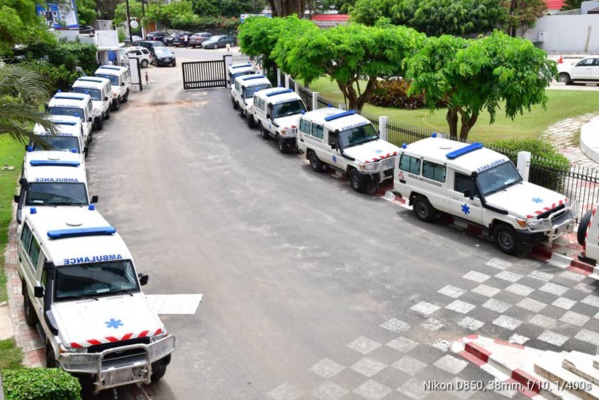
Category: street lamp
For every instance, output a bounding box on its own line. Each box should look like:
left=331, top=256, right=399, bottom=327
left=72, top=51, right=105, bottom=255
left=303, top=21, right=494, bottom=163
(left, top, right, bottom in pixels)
left=125, top=0, right=133, bottom=44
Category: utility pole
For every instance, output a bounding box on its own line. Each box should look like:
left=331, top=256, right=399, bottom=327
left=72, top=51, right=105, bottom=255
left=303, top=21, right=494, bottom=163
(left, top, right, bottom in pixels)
left=125, top=0, right=133, bottom=43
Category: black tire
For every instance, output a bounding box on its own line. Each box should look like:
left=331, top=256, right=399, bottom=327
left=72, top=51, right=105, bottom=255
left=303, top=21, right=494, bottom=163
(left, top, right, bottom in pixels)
left=239, top=107, right=246, bottom=118
left=578, top=210, right=593, bottom=246
left=349, top=168, right=366, bottom=193
left=558, top=73, right=571, bottom=85
left=123, top=90, right=129, bottom=103
left=260, top=125, right=269, bottom=140
left=232, top=97, right=239, bottom=110
left=46, top=343, right=58, bottom=368
left=23, top=284, right=38, bottom=327
left=213, top=44, right=218, bottom=50
left=277, top=136, right=286, bottom=153
left=493, top=224, right=520, bottom=255
left=94, top=116, right=103, bottom=131
left=412, top=195, right=437, bottom=222
left=172, top=61, right=176, bottom=67
left=309, top=150, right=324, bottom=172
left=151, top=362, right=168, bottom=382
left=104, top=108, right=110, bottom=120
left=111, top=98, right=120, bottom=111
left=248, top=115, right=256, bottom=129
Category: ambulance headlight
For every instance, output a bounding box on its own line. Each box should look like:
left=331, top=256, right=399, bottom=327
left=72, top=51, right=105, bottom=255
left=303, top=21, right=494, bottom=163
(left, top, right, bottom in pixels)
left=60, top=353, right=98, bottom=373
left=61, top=343, right=88, bottom=354
left=360, top=163, right=378, bottom=172
left=148, top=334, right=176, bottom=362
left=150, top=330, right=167, bottom=343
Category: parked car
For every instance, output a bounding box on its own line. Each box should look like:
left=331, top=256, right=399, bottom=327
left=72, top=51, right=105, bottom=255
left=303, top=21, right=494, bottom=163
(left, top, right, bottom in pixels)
left=79, top=25, right=95, bottom=35
left=189, top=32, right=211, bottom=48
left=173, top=31, right=194, bottom=47
left=117, top=48, right=130, bottom=67
left=146, top=31, right=168, bottom=42
left=153, top=47, right=176, bottom=67
left=123, top=35, right=143, bottom=45
left=558, top=56, right=599, bottom=85
left=164, top=31, right=192, bottom=46
left=136, top=40, right=166, bottom=63
left=125, top=46, right=153, bottom=68
left=202, top=35, right=236, bottom=49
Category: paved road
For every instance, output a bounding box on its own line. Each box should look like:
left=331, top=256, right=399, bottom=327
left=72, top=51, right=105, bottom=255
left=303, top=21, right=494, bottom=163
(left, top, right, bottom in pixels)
left=85, top=47, right=599, bottom=400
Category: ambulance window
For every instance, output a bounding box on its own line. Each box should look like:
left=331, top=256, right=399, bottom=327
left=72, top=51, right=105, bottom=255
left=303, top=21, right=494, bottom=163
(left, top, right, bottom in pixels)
left=312, top=124, right=324, bottom=139
left=422, top=161, right=446, bottom=183
left=455, top=172, right=477, bottom=195
left=29, top=239, right=41, bottom=267
left=399, top=155, right=421, bottom=175
left=21, top=224, right=33, bottom=253
left=41, top=270, right=47, bottom=288
left=300, top=119, right=311, bottom=134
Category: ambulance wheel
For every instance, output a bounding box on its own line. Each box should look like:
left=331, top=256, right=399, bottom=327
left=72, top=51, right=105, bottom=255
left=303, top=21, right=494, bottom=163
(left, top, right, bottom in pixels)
left=349, top=168, right=366, bottom=193
left=124, top=90, right=130, bottom=103
left=46, top=344, right=58, bottom=368
left=309, top=150, right=324, bottom=173
left=23, top=284, right=38, bottom=327
left=151, top=361, right=168, bottom=382
left=412, top=195, right=436, bottom=222
left=112, top=98, right=120, bottom=111
left=260, top=125, right=270, bottom=140
left=105, top=108, right=110, bottom=120
left=277, top=136, right=286, bottom=154
left=94, top=117, right=103, bottom=131
left=232, top=97, right=239, bottom=110
left=248, top=115, right=256, bottom=129
left=578, top=210, right=593, bottom=246
left=493, top=224, right=520, bottom=255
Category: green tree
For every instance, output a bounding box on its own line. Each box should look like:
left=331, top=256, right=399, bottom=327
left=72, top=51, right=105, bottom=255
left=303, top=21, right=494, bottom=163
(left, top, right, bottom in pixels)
left=349, top=0, right=397, bottom=26
left=0, top=63, right=58, bottom=142
left=502, top=0, right=547, bottom=37
left=193, top=0, right=264, bottom=17
left=561, top=0, right=583, bottom=10
left=268, top=0, right=307, bottom=17
left=407, top=31, right=557, bottom=141
left=75, top=0, right=97, bottom=26
left=274, top=21, right=425, bottom=111
left=0, top=0, right=55, bottom=55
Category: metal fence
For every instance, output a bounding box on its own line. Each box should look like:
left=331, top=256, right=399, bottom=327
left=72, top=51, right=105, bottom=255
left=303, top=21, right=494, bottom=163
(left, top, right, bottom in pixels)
left=287, top=78, right=599, bottom=219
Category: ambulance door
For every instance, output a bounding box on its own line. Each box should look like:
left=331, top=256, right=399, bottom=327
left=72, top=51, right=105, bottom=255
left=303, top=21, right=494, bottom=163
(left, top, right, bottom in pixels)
left=450, top=171, right=484, bottom=224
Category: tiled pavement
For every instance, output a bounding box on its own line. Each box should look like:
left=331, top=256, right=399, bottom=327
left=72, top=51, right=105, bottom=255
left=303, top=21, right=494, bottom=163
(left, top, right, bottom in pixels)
left=267, top=256, right=599, bottom=400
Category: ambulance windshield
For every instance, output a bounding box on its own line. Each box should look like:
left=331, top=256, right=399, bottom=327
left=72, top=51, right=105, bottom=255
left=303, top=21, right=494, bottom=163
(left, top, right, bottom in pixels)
left=55, top=260, right=139, bottom=301
left=26, top=182, right=88, bottom=206
left=339, top=123, right=379, bottom=148
left=476, top=161, right=522, bottom=197
left=32, top=136, right=80, bottom=153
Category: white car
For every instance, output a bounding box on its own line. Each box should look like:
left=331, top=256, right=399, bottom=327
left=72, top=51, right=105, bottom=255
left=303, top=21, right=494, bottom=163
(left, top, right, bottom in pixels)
left=231, top=74, right=272, bottom=118
left=297, top=107, right=400, bottom=193
left=125, top=46, right=153, bottom=68
left=393, top=137, right=578, bottom=255
left=558, top=55, right=599, bottom=85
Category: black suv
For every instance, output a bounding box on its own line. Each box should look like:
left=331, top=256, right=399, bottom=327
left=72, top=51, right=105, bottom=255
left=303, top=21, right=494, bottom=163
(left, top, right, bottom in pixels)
left=164, top=31, right=192, bottom=46
left=146, top=31, right=168, bottom=42
left=136, top=40, right=166, bottom=63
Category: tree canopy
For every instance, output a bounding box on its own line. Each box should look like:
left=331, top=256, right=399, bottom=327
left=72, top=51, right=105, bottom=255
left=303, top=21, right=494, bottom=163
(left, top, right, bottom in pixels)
left=75, top=0, right=97, bottom=26
left=0, top=0, right=55, bottom=55
left=502, top=0, right=547, bottom=37
left=407, top=31, right=557, bottom=141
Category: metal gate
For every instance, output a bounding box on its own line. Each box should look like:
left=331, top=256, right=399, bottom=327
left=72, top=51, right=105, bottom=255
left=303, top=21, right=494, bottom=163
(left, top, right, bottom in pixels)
left=182, top=59, right=227, bottom=89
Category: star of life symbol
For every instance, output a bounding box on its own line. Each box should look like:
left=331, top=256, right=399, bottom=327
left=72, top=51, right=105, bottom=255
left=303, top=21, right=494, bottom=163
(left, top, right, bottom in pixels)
left=105, top=318, right=123, bottom=329
left=532, top=197, right=543, bottom=204
left=332, top=155, right=337, bottom=163
left=461, top=204, right=470, bottom=215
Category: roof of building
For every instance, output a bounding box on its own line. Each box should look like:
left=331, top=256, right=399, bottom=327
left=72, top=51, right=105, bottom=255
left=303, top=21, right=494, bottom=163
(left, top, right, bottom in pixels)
left=546, top=0, right=564, bottom=10
left=310, top=14, right=350, bottom=22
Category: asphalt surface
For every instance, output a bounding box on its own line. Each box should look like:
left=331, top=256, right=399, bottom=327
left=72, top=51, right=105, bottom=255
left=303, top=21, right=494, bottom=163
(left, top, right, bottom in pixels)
left=84, top=47, right=599, bottom=400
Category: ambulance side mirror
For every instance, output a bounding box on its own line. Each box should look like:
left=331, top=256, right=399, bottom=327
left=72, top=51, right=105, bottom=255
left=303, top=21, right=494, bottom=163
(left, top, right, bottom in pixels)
left=91, top=195, right=98, bottom=203
left=19, top=177, right=27, bottom=185
left=138, top=274, right=149, bottom=286
left=464, top=190, right=474, bottom=200
left=34, top=286, right=44, bottom=298
left=13, top=195, right=19, bottom=203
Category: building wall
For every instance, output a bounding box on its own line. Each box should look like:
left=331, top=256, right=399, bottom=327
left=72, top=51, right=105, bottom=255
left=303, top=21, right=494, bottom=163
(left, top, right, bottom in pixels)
left=524, top=14, right=599, bottom=53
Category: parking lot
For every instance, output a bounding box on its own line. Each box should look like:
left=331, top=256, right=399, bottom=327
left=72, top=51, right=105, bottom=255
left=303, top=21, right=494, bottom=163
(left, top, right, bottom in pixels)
left=63, top=47, right=599, bottom=399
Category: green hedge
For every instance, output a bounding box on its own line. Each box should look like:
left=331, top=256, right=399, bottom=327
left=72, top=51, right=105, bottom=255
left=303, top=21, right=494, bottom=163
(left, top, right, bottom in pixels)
left=2, top=368, right=82, bottom=400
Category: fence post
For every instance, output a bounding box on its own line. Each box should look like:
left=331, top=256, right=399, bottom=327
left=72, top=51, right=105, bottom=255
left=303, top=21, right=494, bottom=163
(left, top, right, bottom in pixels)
left=294, top=81, right=299, bottom=94
left=517, top=151, right=531, bottom=181
left=338, top=103, right=346, bottom=110
left=312, top=91, right=319, bottom=111
left=284, top=74, right=290, bottom=89
left=379, top=116, right=388, bottom=141
left=276, top=68, right=282, bottom=87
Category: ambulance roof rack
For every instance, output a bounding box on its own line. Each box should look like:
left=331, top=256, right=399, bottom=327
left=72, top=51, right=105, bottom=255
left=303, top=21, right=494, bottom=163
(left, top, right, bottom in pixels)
left=324, top=110, right=356, bottom=122
left=241, top=74, right=265, bottom=81
left=54, top=94, right=87, bottom=101
left=266, top=89, right=293, bottom=97
left=47, top=226, right=116, bottom=239
left=97, top=66, right=123, bottom=71
left=445, top=142, right=483, bottom=160
left=53, top=121, right=78, bottom=126
left=78, top=77, right=104, bottom=82
left=29, top=160, right=81, bottom=167
left=230, top=63, right=251, bottom=69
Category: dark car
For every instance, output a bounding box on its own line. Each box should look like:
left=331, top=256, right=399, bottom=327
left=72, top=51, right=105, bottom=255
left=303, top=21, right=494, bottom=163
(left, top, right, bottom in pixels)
left=136, top=40, right=166, bottom=62
left=153, top=47, right=176, bottom=67
left=189, top=32, right=211, bottom=48
left=172, top=31, right=194, bottom=47
left=164, top=31, right=192, bottom=46
left=79, top=25, right=95, bottom=35
left=146, top=31, right=168, bottom=42
left=202, top=35, right=236, bottom=49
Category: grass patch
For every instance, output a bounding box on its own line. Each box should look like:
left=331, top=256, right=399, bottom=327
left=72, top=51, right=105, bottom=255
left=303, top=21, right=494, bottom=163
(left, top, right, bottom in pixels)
left=0, top=338, right=23, bottom=369
left=0, top=136, right=25, bottom=304
left=309, top=78, right=599, bottom=144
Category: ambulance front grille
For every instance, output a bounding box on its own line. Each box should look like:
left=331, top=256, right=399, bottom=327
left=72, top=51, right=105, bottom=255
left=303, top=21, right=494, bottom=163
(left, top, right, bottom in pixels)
left=536, top=204, right=565, bottom=220
left=88, top=337, right=151, bottom=361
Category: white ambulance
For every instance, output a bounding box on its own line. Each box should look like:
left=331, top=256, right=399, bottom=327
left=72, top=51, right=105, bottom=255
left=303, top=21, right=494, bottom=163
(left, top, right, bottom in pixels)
left=250, top=88, right=307, bottom=153
left=47, top=93, right=94, bottom=141
left=14, top=163, right=96, bottom=224
left=17, top=207, right=175, bottom=393
left=72, top=77, right=113, bottom=130
left=32, top=115, right=88, bottom=156
left=393, top=137, right=578, bottom=255
left=297, top=107, right=400, bottom=193
left=230, top=74, right=272, bottom=118
left=227, top=62, right=255, bottom=86
left=94, top=65, right=132, bottom=110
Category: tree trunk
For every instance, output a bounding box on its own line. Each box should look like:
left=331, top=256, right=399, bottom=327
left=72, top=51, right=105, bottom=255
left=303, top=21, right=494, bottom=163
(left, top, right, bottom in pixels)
left=337, top=78, right=376, bottom=112
left=268, top=0, right=307, bottom=17
left=458, top=112, right=478, bottom=142
left=446, top=108, right=458, bottom=140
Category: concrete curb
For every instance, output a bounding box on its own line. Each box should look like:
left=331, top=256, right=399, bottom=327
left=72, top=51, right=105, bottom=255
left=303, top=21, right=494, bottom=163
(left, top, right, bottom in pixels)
left=580, top=117, right=599, bottom=165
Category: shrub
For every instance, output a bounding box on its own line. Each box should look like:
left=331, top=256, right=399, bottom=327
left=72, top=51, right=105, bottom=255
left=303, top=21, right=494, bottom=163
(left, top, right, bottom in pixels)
left=22, top=60, right=82, bottom=93
left=2, top=368, right=82, bottom=400
left=489, top=138, right=570, bottom=192
left=369, top=79, right=428, bottom=110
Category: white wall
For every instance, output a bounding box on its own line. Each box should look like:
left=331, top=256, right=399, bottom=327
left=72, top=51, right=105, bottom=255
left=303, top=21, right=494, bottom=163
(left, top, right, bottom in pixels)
left=524, top=15, right=599, bottom=53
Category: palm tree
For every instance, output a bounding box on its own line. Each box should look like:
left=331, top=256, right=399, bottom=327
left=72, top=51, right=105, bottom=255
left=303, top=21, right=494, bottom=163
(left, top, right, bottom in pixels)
left=0, top=62, right=57, bottom=143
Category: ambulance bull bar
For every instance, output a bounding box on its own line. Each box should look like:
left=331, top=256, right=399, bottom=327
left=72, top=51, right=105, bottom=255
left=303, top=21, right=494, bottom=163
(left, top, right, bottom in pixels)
left=58, top=335, right=175, bottom=393
left=524, top=202, right=578, bottom=245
